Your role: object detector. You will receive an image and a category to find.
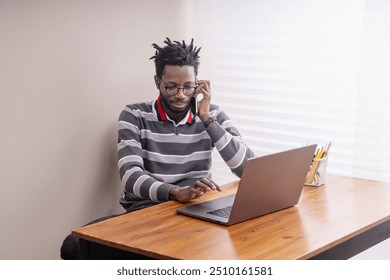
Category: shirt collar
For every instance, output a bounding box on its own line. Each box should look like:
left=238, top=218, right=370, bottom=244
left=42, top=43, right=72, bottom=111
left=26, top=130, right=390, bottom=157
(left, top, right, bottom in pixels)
left=155, top=96, right=194, bottom=125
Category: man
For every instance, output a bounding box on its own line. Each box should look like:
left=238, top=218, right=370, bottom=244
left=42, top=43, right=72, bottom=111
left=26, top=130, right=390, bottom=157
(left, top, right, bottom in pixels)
left=119, top=38, right=255, bottom=210
left=61, top=38, right=255, bottom=259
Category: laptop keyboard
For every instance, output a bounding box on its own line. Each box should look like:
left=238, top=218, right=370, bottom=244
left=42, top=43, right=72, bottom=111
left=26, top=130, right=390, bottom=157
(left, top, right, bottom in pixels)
left=207, top=206, right=232, bottom=218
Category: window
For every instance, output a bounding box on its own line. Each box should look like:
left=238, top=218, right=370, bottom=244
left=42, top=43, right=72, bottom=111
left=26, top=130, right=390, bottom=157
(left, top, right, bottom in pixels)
left=209, top=0, right=390, bottom=183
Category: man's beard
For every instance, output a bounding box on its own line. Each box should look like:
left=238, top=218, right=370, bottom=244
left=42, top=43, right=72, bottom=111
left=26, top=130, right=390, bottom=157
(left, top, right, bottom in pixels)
left=159, top=92, right=191, bottom=114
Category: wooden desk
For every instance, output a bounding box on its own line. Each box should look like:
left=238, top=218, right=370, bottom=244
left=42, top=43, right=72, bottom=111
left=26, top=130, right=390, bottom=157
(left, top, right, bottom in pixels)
left=73, top=175, right=390, bottom=259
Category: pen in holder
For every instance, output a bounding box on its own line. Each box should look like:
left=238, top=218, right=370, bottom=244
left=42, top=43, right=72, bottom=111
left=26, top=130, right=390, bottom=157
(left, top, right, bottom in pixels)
left=305, top=156, right=328, bottom=186
left=305, top=142, right=331, bottom=186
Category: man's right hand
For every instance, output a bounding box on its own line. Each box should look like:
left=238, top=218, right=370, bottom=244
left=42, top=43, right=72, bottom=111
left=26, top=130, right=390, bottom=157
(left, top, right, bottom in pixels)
left=169, top=179, right=222, bottom=203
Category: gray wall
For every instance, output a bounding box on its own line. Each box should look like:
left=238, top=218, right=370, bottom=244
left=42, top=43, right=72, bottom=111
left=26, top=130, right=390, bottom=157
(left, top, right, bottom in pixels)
left=0, top=0, right=212, bottom=259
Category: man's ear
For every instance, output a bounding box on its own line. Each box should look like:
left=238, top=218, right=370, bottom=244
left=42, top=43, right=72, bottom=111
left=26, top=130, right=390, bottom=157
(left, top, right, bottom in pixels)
left=154, top=75, right=160, bottom=89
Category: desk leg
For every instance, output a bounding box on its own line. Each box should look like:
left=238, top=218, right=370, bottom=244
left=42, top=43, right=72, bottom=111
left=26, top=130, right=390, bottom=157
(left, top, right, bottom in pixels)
left=79, top=239, right=155, bottom=260
left=310, top=220, right=390, bottom=260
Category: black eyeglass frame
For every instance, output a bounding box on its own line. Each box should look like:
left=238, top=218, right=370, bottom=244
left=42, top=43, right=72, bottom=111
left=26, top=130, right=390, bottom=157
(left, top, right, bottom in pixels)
left=159, top=79, right=198, bottom=96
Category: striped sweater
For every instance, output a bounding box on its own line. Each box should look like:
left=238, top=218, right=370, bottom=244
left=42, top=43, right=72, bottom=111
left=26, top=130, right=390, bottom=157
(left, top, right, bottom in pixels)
left=117, top=99, right=255, bottom=209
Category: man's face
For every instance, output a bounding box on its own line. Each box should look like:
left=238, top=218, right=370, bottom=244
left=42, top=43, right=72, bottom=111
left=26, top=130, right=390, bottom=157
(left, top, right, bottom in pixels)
left=157, top=65, right=197, bottom=114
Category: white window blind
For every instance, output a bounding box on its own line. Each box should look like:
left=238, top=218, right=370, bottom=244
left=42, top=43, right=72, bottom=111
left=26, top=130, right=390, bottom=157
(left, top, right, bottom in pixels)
left=209, top=0, right=390, bottom=184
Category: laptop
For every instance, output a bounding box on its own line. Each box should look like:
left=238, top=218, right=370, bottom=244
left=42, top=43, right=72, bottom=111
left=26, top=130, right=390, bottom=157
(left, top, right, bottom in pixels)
left=177, top=144, right=317, bottom=226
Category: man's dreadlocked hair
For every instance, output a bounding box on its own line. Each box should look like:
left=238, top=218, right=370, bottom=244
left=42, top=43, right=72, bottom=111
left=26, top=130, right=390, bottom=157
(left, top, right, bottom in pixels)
left=150, top=38, right=201, bottom=78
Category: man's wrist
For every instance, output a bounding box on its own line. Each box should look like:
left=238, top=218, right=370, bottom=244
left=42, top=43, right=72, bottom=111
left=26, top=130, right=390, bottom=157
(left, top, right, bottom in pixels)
left=199, top=113, right=210, bottom=123
left=169, top=187, right=180, bottom=200
left=203, top=117, right=215, bottom=128
left=203, top=117, right=214, bottom=128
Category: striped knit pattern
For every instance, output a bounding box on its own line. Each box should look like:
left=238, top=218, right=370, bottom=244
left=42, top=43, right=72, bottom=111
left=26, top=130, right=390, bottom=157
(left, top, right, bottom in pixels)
left=117, top=100, right=255, bottom=208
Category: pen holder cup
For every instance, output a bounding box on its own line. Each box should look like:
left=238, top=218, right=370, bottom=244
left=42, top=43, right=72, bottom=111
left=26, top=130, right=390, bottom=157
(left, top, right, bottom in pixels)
left=305, top=156, right=328, bottom=187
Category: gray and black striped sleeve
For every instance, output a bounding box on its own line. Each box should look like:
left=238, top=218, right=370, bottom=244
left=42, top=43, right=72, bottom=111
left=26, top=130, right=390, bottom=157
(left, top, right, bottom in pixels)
left=207, top=107, right=256, bottom=177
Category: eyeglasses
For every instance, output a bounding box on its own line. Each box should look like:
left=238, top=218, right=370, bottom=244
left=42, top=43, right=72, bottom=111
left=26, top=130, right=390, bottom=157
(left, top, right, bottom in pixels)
left=159, top=79, right=197, bottom=96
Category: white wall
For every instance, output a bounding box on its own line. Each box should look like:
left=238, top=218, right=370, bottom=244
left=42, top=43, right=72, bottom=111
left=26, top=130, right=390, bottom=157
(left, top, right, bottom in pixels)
left=0, top=0, right=210, bottom=259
